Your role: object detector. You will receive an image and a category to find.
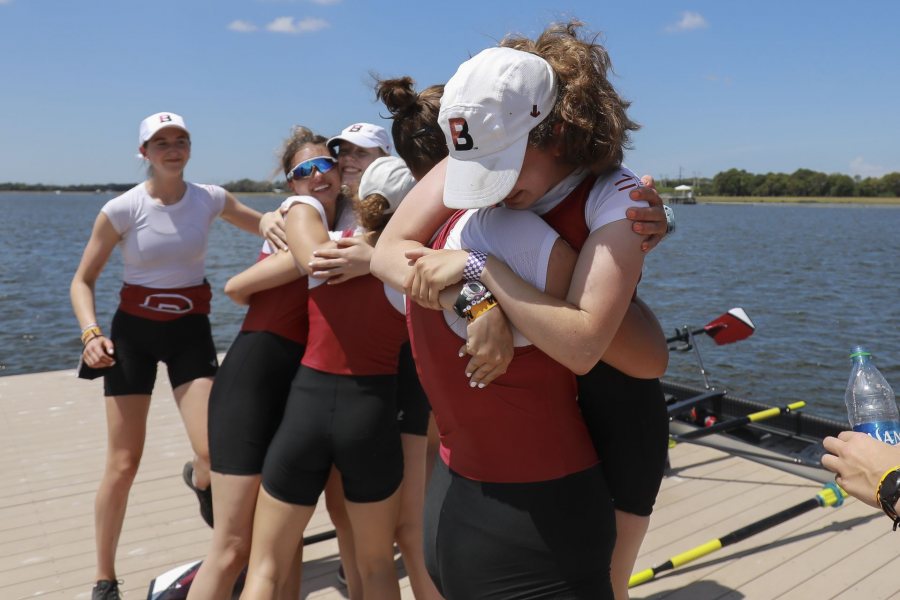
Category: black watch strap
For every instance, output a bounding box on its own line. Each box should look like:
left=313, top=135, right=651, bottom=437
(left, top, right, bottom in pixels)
left=877, top=467, right=900, bottom=530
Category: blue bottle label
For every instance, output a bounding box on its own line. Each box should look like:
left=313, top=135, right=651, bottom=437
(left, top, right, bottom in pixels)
left=853, top=421, right=900, bottom=445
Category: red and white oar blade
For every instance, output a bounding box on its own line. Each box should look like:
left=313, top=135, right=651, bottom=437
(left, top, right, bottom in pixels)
left=703, top=308, right=755, bottom=345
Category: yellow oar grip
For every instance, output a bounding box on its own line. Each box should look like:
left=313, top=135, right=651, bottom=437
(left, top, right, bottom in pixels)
left=747, top=401, right=806, bottom=422
left=670, top=539, right=723, bottom=567
left=629, top=568, right=655, bottom=587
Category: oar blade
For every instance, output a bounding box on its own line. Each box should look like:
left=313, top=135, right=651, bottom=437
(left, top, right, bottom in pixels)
left=704, top=308, right=755, bottom=345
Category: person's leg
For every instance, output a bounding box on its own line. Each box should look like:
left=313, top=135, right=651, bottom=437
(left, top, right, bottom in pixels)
left=610, top=511, right=650, bottom=600
left=95, top=394, right=151, bottom=581
left=325, top=469, right=363, bottom=599
left=187, top=473, right=260, bottom=599
left=280, top=540, right=304, bottom=600
left=345, top=490, right=403, bottom=600
left=394, top=434, right=443, bottom=600
left=173, top=376, right=214, bottom=490
left=240, top=488, right=314, bottom=599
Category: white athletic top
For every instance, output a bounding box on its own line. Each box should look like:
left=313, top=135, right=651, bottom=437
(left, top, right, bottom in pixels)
left=528, top=166, right=647, bottom=232
left=101, top=182, right=227, bottom=288
left=443, top=208, right=560, bottom=346
left=280, top=195, right=405, bottom=313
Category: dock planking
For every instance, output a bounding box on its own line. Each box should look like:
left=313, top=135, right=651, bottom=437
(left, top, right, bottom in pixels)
left=1, top=366, right=897, bottom=599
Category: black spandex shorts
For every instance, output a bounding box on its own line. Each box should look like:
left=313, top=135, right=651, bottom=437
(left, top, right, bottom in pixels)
left=577, top=361, right=669, bottom=517
left=261, top=366, right=403, bottom=506
left=208, top=331, right=305, bottom=475
left=424, top=460, right=615, bottom=600
left=103, top=310, right=218, bottom=397
left=396, top=342, right=430, bottom=436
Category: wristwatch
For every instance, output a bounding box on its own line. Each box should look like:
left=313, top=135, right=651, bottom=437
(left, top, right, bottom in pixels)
left=877, top=467, right=900, bottom=530
left=453, top=281, right=497, bottom=322
left=663, top=204, right=675, bottom=235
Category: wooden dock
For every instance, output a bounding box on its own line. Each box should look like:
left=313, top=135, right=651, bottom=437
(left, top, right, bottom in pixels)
left=1, top=366, right=898, bottom=599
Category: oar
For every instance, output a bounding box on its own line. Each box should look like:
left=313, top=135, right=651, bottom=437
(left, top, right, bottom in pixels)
left=667, top=307, right=756, bottom=346
left=628, top=483, right=846, bottom=588
left=671, top=401, right=806, bottom=443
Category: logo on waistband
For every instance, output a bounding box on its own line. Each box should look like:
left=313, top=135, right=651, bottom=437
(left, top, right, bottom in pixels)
left=141, top=293, right=194, bottom=314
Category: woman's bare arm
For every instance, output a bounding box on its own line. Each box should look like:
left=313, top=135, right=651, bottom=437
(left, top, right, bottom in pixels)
left=371, top=159, right=454, bottom=293
left=224, top=250, right=305, bottom=306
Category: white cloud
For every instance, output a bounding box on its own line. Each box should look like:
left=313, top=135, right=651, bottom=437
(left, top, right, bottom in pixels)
left=266, top=16, right=329, bottom=34
left=704, top=74, right=732, bottom=85
left=666, top=11, right=709, bottom=33
left=228, top=20, right=258, bottom=32
left=849, top=157, right=892, bottom=178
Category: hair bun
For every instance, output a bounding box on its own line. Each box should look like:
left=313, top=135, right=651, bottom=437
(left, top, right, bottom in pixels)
left=376, top=77, right=420, bottom=118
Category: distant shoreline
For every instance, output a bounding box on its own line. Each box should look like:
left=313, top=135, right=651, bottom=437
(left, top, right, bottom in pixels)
left=695, top=195, right=900, bottom=206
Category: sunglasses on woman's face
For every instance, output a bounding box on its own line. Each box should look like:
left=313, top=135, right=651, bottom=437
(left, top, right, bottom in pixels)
left=287, top=156, right=338, bottom=181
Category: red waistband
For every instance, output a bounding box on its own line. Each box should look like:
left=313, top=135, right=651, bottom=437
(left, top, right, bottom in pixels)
left=118, top=281, right=212, bottom=321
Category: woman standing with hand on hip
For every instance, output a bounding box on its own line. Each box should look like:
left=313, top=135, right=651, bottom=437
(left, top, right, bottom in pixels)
left=70, top=112, right=268, bottom=600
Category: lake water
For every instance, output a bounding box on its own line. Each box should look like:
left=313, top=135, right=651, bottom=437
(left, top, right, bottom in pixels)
left=1, top=192, right=898, bottom=422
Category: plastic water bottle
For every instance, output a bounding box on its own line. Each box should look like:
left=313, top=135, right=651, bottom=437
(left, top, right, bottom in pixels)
left=844, top=346, right=900, bottom=445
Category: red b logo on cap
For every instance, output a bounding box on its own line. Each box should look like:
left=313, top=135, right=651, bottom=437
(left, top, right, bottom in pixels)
left=448, top=118, right=474, bottom=151
left=159, top=114, right=172, bottom=123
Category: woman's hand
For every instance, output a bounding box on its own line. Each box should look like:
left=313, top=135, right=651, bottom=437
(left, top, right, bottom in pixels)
left=82, top=336, right=116, bottom=368
left=308, top=237, right=374, bottom=284
left=259, top=210, right=288, bottom=252
left=460, top=305, right=514, bottom=388
left=404, top=248, right=468, bottom=310
left=626, top=175, right=669, bottom=253
left=822, top=431, right=900, bottom=508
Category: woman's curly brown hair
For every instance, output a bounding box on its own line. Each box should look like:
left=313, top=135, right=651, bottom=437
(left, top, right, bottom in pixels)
left=375, top=77, right=447, bottom=179
left=354, top=193, right=392, bottom=233
left=501, top=20, right=639, bottom=174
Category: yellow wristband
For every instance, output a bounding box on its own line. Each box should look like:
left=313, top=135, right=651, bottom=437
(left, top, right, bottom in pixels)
left=468, top=298, right=498, bottom=322
left=876, top=465, right=900, bottom=507
left=81, top=326, right=103, bottom=345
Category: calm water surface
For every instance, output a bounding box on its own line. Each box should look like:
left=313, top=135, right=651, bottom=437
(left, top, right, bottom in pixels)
left=1, top=193, right=898, bottom=422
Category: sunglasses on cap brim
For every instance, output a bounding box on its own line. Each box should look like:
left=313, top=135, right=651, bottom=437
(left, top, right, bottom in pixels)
left=286, top=156, right=338, bottom=181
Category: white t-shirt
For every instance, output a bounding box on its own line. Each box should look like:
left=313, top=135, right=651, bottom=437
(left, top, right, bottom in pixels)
left=101, top=182, right=226, bottom=288
left=528, top=166, right=647, bottom=233
left=443, top=208, right=560, bottom=346
left=281, top=195, right=405, bottom=313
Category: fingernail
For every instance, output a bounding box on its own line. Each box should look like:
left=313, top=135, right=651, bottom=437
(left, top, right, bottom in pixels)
left=458, top=352, right=465, bottom=358
left=469, top=380, right=477, bottom=388
left=465, top=372, right=472, bottom=378
left=478, top=383, right=486, bottom=389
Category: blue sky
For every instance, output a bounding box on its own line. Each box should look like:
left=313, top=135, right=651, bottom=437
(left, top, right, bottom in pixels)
left=1, top=0, right=898, bottom=185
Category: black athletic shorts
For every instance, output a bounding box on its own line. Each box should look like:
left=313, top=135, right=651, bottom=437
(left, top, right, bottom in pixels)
left=209, top=331, right=305, bottom=475
left=396, top=342, right=430, bottom=436
left=577, top=361, right=669, bottom=517
left=103, top=310, right=218, bottom=397
left=261, top=366, right=403, bottom=506
left=424, top=460, right=615, bottom=600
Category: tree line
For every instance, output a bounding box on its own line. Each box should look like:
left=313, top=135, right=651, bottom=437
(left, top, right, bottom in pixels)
left=3, top=168, right=899, bottom=197
left=667, top=169, right=900, bottom=198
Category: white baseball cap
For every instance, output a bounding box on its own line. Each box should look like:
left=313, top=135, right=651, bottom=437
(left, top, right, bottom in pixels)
left=327, top=123, right=392, bottom=156
left=139, top=112, right=189, bottom=146
left=438, top=47, right=556, bottom=209
left=358, top=156, right=416, bottom=215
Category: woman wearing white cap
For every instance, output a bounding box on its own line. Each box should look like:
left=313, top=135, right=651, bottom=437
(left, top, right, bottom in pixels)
left=371, top=22, right=669, bottom=599
left=70, top=112, right=273, bottom=600
left=241, top=155, right=416, bottom=600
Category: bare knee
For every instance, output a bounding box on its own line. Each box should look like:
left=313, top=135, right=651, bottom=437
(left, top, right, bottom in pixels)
left=105, top=450, right=142, bottom=486
left=393, top=519, right=420, bottom=556
left=210, top=536, right=252, bottom=576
